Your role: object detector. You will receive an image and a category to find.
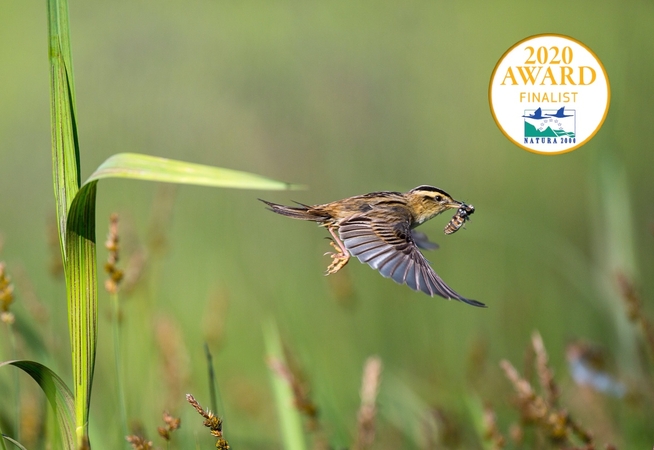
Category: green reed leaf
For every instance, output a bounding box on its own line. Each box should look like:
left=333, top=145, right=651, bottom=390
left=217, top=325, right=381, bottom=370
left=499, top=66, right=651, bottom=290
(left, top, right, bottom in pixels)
left=0, top=435, right=26, bottom=450
left=47, top=0, right=86, bottom=444
left=464, top=394, right=495, bottom=450
left=47, top=0, right=302, bottom=446
left=63, top=160, right=299, bottom=446
left=0, top=360, right=75, bottom=450
left=64, top=183, right=97, bottom=443
left=379, top=375, right=434, bottom=447
left=0, top=423, right=7, bottom=450
left=87, top=153, right=304, bottom=191
left=263, top=321, right=307, bottom=450
left=48, top=0, right=80, bottom=260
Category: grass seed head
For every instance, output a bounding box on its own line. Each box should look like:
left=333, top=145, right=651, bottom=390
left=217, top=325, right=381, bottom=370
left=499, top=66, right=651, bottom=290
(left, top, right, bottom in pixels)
left=0, top=262, right=15, bottom=324
left=126, top=435, right=153, bottom=450
left=186, top=394, right=230, bottom=449
left=104, top=213, right=124, bottom=294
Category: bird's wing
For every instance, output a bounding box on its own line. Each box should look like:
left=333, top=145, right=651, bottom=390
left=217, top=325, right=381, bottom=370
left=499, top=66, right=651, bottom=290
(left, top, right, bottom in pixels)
left=338, top=216, right=485, bottom=307
left=410, top=230, right=439, bottom=250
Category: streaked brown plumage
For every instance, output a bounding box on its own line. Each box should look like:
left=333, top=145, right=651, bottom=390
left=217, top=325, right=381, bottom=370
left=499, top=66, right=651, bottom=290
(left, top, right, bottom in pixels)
left=260, top=185, right=484, bottom=307
left=444, top=203, right=475, bottom=235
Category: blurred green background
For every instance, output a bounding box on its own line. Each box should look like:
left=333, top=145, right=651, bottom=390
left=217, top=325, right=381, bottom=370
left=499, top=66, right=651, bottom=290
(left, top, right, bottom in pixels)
left=1, top=1, right=653, bottom=448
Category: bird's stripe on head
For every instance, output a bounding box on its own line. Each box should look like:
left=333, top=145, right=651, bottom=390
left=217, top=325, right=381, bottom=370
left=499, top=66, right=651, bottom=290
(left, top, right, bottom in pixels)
left=410, top=185, right=451, bottom=197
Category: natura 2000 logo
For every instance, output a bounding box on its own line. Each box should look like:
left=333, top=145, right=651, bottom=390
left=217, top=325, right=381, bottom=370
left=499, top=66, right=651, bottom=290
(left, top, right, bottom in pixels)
left=489, top=34, right=610, bottom=155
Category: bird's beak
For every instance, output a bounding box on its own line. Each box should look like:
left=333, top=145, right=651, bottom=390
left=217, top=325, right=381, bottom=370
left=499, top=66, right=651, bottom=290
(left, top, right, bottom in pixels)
left=446, top=200, right=462, bottom=210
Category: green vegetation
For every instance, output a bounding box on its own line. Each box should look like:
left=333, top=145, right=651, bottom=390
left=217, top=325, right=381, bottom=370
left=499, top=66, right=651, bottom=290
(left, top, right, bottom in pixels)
left=1, top=1, right=653, bottom=449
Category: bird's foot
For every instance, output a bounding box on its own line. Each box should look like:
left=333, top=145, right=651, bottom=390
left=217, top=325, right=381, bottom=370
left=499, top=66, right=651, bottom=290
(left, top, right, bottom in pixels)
left=324, top=241, right=350, bottom=275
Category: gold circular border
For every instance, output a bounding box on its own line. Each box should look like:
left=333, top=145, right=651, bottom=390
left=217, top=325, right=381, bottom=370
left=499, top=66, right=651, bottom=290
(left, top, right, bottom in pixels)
left=488, top=33, right=611, bottom=156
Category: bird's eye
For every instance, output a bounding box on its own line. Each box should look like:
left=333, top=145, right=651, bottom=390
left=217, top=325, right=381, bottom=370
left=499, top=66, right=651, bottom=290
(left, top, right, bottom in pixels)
left=435, top=195, right=443, bottom=202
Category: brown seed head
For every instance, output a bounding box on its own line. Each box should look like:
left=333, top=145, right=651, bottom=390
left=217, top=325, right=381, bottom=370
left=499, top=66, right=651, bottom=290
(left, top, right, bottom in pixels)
left=158, top=411, right=181, bottom=441
left=126, top=435, right=153, bottom=450
left=354, top=356, right=382, bottom=450
left=186, top=394, right=229, bottom=449
left=0, top=262, right=15, bottom=324
left=104, top=213, right=124, bottom=294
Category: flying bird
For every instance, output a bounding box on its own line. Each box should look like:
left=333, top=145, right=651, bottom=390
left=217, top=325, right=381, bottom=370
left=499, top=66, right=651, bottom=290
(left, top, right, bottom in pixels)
left=522, top=107, right=547, bottom=120
left=260, top=186, right=484, bottom=307
left=545, top=107, right=574, bottom=118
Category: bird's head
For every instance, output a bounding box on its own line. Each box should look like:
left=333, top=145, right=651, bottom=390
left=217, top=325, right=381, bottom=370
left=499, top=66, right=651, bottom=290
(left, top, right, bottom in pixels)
left=407, top=185, right=462, bottom=225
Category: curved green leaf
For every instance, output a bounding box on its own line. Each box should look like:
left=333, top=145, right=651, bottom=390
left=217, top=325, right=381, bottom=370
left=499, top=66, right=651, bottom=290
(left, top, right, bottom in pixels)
left=48, top=0, right=303, bottom=445
left=65, top=158, right=301, bottom=444
left=88, top=153, right=305, bottom=191
left=1, top=435, right=27, bottom=450
left=0, top=423, right=6, bottom=450
left=0, top=360, right=75, bottom=450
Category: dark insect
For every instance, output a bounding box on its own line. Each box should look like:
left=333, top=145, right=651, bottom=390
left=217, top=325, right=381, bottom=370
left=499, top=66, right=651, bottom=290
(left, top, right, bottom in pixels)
left=444, top=203, right=474, bottom=235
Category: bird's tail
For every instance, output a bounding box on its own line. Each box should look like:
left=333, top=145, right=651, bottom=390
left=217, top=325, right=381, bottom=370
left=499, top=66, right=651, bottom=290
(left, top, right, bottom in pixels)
left=259, top=199, right=328, bottom=222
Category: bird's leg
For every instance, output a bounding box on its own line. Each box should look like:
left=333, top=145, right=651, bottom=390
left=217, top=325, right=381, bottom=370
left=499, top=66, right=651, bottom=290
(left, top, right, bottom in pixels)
left=324, top=227, right=350, bottom=275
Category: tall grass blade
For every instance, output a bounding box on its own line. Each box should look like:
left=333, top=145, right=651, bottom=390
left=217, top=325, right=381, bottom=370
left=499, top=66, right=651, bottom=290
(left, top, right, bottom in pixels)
left=263, top=321, right=306, bottom=450
left=65, top=183, right=98, bottom=443
left=204, top=343, right=219, bottom=414
left=591, top=149, right=640, bottom=372
left=379, top=375, right=433, bottom=447
left=47, top=0, right=302, bottom=445
left=0, top=360, right=75, bottom=450
left=47, top=0, right=85, bottom=442
left=464, top=394, right=494, bottom=450
left=47, top=0, right=80, bottom=260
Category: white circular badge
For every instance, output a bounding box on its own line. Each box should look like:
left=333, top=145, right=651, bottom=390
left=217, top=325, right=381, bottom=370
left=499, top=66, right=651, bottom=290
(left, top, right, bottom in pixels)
left=489, top=34, right=610, bottom=155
